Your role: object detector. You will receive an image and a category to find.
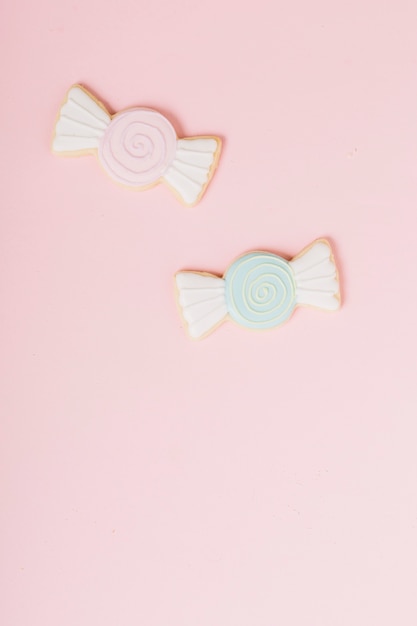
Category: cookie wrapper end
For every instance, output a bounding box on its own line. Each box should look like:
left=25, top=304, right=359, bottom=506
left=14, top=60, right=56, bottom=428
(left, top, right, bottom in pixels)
left=289, top=240, right=340, bottom=310
left=52, top=86, right=111, bottom=154
left=163, top=138, right=221, bottom=206
left=176, top=273, right=227, bottom=338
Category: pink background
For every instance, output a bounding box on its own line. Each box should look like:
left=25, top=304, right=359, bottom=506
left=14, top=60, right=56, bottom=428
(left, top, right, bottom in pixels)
left=1, top=0, right=417, bottom=624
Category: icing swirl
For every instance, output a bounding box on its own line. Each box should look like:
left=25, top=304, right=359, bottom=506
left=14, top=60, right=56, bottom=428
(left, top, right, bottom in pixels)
left=98, top=109, right=177, bottom=187
left=225, top=253, right=296, bottom=329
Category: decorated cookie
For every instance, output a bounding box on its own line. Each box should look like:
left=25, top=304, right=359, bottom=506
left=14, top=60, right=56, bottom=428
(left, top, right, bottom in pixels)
left=52, top=85, right=222, bottom=207
left=175, top=239, right=341, bottom=339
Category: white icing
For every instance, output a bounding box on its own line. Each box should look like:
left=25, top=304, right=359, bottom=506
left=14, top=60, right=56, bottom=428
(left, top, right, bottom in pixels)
left=182, top=296, right=226, bottom=324
left=52, top=136, right=102, bottom=152
left=171, top=160, right=211, bottom=184
left=175, top=149, right=215, bottom=168
left=176, top=273, right=225, bottom=289
left=178, top=138, right=218, bottom=152
left=163, top=138, right=220, bottom=206
left=179, top=286, right=226, bottom=307
left=294, top=288, right=340, bottom=310
left=65, top=87, right=110, bottom=125
left=289, top=240, right=340, bottom=311
left=296, top=276, right=339, bottom=292
left=52, top=86, right=111, bottom=153
left=56, top=116, right=104, bottom=138
left=163, top=169, right=203, bottom=205
left=175, top=273, right=227, bottom=338
left=186, top=307, right=228, bottom=339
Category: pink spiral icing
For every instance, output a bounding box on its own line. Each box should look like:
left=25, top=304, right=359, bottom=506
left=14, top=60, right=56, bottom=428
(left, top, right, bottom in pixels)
left=98, top=109, right=177, bottom=187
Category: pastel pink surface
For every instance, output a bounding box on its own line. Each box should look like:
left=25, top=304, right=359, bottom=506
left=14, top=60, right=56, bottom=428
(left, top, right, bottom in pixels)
left=1, top=1, right=417, bottom=625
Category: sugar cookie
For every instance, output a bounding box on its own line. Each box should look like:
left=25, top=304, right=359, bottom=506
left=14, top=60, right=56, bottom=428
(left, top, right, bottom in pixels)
left=52, top=85, right=222, bottom=207
left=175, top=239, right=341, bottom=339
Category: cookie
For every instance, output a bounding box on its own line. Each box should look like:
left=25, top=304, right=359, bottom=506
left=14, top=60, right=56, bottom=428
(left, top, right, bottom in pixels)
left=52, top=85, right=222, bottom=207
left=175, top=239, right=341, bottom=339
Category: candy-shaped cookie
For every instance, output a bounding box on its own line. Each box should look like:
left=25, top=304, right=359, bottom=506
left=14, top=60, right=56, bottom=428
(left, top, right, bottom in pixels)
left=175, top=239, right=341, bottom=339
left=52, top=85, right=222, bottom=207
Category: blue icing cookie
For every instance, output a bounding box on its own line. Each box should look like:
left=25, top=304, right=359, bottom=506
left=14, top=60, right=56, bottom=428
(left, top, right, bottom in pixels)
left=175, top=240, right=340, bottom=339
left=224, top=252, right=296, bottom=329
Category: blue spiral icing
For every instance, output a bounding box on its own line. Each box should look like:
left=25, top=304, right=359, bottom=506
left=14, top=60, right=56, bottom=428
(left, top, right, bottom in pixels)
left=225, top=252, right=296, bottom=329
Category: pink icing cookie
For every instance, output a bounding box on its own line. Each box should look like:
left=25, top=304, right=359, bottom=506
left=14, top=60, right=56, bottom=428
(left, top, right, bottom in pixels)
left=52, top=85, right=222, bottom=207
